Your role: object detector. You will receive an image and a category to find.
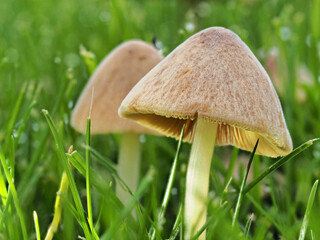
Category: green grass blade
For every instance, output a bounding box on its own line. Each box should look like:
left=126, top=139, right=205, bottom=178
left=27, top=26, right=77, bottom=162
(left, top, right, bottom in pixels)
left=244, top=213, right=254, bottom=239
left=86, top=117, right=93, bottom=230
left=0, top=162, right=7, bottom=205
left=13, top=100, right=37, bottom=148
left=42, top=109, right=92, bottom=240
left=224, top=147, right=239, bottom=188
left=298, top=179, right=319, bottom=240
left=44, top=172, right=69, bottom=240
left=244, top=139, right=319, bottom=195
left=86, top=145, right=117, bottom=173
left=33, top=211, right=41, bottom=240
left=18, top=78, right=68, bottom=198
left=232, top=139, right=259, bottom=227
left=85, top=116, right=99, bottom=239
left=0, top=147, right=28, bottom=240
left=66, top=151, right=107, bottom=194
left=193, top=139, right=317, bottom=239
left=67, top=151, right=86, bottom=174
left=79, top=45, right=97, bottom=75
left=246, top=193, right=285, bottom=235
left=168, top=205, right=182, bottom=240
left=102, top=168, right=155, bottom=240
left=4, top=83, right=27, bottom=153
left=151, top=124, right=185, bottom=240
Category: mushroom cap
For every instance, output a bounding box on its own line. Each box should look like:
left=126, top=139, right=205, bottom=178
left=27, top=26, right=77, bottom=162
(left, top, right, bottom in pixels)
left=71, top=40, right=163, bottom=134
left=119, top=27, right=292, bottom=157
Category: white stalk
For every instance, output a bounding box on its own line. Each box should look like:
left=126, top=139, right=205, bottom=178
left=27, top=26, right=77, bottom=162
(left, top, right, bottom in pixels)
left=116, top=133, right=141, bottom=209
left=184, top=117, right=218, bottom=240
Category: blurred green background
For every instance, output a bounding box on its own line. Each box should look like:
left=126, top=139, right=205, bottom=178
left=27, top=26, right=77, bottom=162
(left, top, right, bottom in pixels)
left=0, top=0, right=319, bottom=239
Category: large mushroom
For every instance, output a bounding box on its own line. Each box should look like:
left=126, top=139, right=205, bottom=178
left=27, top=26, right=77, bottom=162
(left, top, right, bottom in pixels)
left=119, top=27, right=292, bottom=239
left=71, top=40, right=163, bottom=207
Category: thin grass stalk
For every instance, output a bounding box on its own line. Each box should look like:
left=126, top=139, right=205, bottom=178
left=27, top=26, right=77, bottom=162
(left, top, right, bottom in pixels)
left=244, top=213, right=254, bottom=239
left=33, top=211, right=41, bottom=240
left=232, top=139, right=259, bottom=226
left=168, top=205, right=183, bottom=240
left=192, top=139, right=317, bottom=239
left=19, top=78, right=68, bottom=197
left=4, top=83, right=27, bottom=153
left=102, top=168, right=155, bottom=240
left=298, top=179, right=319, bottom=240
left=44, top=171, right=69, bottom=240
left=0, top=147, right=28, bottom=240
left=150, top=124, right=185, bottom=240
left=86, top=116, right=94, bottom=235
left=243, top=139, right=319, bottom=195
left=42, top=109, right=92, bottom=239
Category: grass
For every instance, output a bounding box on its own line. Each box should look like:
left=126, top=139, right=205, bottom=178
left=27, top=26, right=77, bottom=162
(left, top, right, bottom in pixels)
left=0, top=0, right=320, bottom=239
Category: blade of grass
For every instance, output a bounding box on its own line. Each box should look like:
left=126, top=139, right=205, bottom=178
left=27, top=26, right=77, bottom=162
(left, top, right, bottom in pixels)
left=192, top=139, right=316, bottom=239
left=244, top=213, right=254, bottom=239
left=19, top=73, right=70, bottom=198
left=232, top=139, right=259, bottom=227
left=0, top=161, right=7, bottom=205
left=86, top=101, right=93, bottom=230
left=85, top=102, right=99, bottom=239
left=13, top=100, right=37, bottom=149
left=42, top=109, right=92, bottom=240
left=4, top=82, right=27, bottom=153
left=66, top=151, right=108, bottom=194
left=44, top=172, right=69, bottom=240
left=79, top=45, right=97, bottom=75
left=150, top=124, right=185, bottom=240
left=168, top=205, right=183, bottom=240
left=85, top=145, right=116, bottom=173
left=298, top=179, right=319, bottom=240
left=223, top=147, right=239, bottom=187
left=243, top=139, right=319, bottom=195
left=33, top=211, right=41, bottom=240
left=102, top=168, right=155, bottom=240
left=0, top=147, right=28, bottom=240
left=67, top=148, right=144, bottom=238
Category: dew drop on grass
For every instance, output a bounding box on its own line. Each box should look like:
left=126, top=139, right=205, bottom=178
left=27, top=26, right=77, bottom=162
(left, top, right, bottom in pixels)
left=139, top=134, right=146, bottom=143
left=171, top=187, right=178, bottom=196
left=64, top=53, right=80, bottom=68
left=54, top=57, right=61, bottom=64
left=99, top=11, right=110, bottom=23
left=12, top=130, right=18, bottom=138
left=185, top=22, right=195, bottom=33
left=19, top=133, right=27, bottom=144
left=64, top=113, right=69, bottom=125
left=32, top=123, right=39, bottom=132
left=280, top=27, right=292, bottom=41
left=68, top=100, right=74, bottom=109
left=196, top=2, right=211, bottom=18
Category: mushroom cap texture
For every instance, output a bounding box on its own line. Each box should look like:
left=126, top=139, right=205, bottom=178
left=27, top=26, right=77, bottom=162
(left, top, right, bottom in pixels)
left=119, top=27, right=293, bottom=157
left=71, top=40, right=163, bottom=134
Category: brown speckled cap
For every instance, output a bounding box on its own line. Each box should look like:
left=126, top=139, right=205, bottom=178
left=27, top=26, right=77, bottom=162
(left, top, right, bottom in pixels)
left=71, top=40, right=163, bottom=134
left=119, top=27, right=292, bottom=157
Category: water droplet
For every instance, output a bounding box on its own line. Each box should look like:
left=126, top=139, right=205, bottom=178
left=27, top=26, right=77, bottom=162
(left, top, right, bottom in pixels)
left=54, top=57, right=61, bottom=64
left=280, top=27, right=292, bottom=41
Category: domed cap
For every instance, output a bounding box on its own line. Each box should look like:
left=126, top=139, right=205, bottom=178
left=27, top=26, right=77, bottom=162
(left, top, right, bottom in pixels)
left=119, top=27, right=292, bottom=157
left=71, top=40, right=163, bottom=134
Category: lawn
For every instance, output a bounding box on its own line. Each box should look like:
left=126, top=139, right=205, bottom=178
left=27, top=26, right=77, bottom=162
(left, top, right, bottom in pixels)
left=0, top=0, right=319, bottom=239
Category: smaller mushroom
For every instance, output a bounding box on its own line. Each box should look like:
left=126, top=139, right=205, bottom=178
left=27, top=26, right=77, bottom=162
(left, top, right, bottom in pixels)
left=71, top=40, right=163, bottom=207
left=119, top=27, right=292, bottom=239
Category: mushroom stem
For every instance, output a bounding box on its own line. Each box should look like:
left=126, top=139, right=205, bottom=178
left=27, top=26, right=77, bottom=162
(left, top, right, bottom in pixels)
left=184, top=117, right=217, bottom=240
left=116, top=133, right=141, bottom=208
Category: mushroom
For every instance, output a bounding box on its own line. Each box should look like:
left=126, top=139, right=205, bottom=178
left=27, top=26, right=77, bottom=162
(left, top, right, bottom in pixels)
left=119, top=27, right=292, bottom=239
left=71, top=40, right=163, bottom=207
